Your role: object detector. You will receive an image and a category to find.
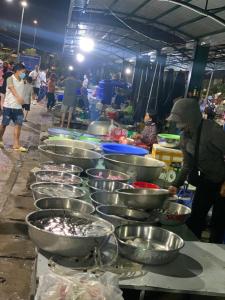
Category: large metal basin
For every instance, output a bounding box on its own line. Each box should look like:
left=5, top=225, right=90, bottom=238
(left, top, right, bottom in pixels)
left=87, top=179, right=132, bottom=193
left=90, top=191, right=126, bottom=207
left=44, top=139, right=97, bottom=151
left=40, top=162, right=83, bottom=176
left=117, top=188, right=169, bottom=210
left=31, top=182, right=86, bottom=201
left=34, top=197, right=95, bottom=214
left=34, top=170, right=83, bottom=186
left=26, top=210, right=114, bottom=257
left=38, top=145, right=101, bottom=170
left=86, top=168, right=131, bottom=183
left=159, top=202, right=191, bottom=226
left=115, top=225, right=184, bottom=265
left=88, top=121, right=111, bottom=136
left=104, top=154, right=165, bottom=181
left=96, top=205, right=151, bottom=227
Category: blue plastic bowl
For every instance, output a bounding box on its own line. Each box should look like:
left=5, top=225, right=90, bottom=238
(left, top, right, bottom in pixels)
left=101, top=143, right=148, bottom=156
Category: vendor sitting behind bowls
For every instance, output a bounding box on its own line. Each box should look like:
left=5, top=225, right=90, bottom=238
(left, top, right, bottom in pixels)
left=168, top=98, right=225, bottom=243
left=133, top=111, right=158, bottom=150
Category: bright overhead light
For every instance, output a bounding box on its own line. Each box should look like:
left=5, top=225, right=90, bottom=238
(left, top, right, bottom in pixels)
left=79, top=37, right=94, bottom=52
left=125, top=67, right=132, bottom=75
left=21, top=1, right=28, bottom=7
left=76, top=53, right=85, bottom=63
left=33, top=20, right=38, bottom=25
left=68, top=65, right=74, bottom=71
left=6, top=0, right=13, bottom=3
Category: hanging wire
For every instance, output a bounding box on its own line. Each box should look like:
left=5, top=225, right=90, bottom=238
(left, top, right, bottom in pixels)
left=100, top=1, right=194, bottom=47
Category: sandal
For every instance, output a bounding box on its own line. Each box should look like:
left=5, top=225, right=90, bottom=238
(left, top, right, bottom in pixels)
left=13, top=146, right=28, bottom=152
left=0, top=141, right=4, bottom=149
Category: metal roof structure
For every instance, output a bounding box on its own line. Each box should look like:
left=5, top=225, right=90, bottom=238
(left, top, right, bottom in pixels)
left=63, top=0, right=225, bottom=67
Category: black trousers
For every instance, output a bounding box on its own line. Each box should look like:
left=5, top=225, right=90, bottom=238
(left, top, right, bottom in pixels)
left=187, top=179, right=225, bottom=243
left=47, top=93, right=55, bottom=109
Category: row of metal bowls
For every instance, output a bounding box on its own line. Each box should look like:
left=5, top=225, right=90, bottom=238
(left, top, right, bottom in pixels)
left=38, top=144, right=165, bottom=181
left=27, top=139, right=185, bottom=265
left=26, top=208, right=184, bottom=264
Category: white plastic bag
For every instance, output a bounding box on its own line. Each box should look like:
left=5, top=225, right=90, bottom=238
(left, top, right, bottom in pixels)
left=35, top=272, right=74, bottom=300
left=35, top=271, right=124, bottom=300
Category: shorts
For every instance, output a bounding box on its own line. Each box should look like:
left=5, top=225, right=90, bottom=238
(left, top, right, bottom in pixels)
left=22, top=104, right=30, bottom=111
left=2, top=107, right=24, bottom=126
left=61, top=104, right=74, bottom=114
left=33, top=87, right=40, bottom=95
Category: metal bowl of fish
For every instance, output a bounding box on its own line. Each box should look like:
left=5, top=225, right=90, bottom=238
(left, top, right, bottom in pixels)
left=44, top=138, right=97, bottom=151
left=96, top=205, right=155, bottom=227
left=26, top=209, right=114, bottom=257
left=40, top=161, right=83, bottom=176
left=87, top=179, right=133, bottom=193
left=158, top=202, right=191, bottom=226
left=117, top=188, right=169, bottom=210
left=34, top=170, right=83, bottom=186
left=30, top=182, right=86, bottom=201
left=90, top=191, right=126, bottom=207
left=115, top=224, right=184, bottom=265
left=38, top=145, right=101, bottom=170
left=104, top=154, right=165, bottom=181
left=86, top=168, right=131, bottom=183
left=34, top=197, right=95, bottom=214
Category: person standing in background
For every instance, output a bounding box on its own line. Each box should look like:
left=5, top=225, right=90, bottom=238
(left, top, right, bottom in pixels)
left=0, top=63, right=27, bottom=152
left=1, top=62, right=14, bottom=110
left=37, top=68, right=47, bottom=103
left=29, top=65, right=41, bottom=104
left=22, top=76, right=33, bottom=122
left=47, top=73, right=56, bottom=111
left=82, top=74, right=89, bottom=88
left=60, top=71, right=81, bottom=128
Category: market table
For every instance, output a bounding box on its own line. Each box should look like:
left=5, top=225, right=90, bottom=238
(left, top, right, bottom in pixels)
left=35, top=241, right=225, bottom=298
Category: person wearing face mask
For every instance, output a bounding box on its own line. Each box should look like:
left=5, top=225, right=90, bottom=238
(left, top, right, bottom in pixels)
left=168, top=98, right=225, bottom=243
left=0, top=63, right=27, bottom=152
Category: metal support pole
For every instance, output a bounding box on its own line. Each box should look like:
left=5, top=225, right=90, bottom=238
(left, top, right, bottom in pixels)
left=17, top=7, right=25, bottom=59
left=33, top=26, right=37, bottom=49
left=146, top=62, right=158, bottom=113
left=205, top=70, right=214, bottom=100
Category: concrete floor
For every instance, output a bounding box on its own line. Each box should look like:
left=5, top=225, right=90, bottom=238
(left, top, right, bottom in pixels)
left=0, top=104, right=51, bottom=299
left=0, top=104, right=224, bottom=299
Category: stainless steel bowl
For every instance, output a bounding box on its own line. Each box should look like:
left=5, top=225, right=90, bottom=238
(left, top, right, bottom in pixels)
left=159, top=202, right=191, bottom=226
left=117, top=188, right=169, bottom=210
left=115, top=225, right=184, bottom=265
left=86, top=168, right=131, bottom=183
left=34, top=170, right=83, bottom=186
left=96, top=205, right=150, bottom=227
left=104, top=154, right=165, bottom=181
left=40, top=161, right=83, bottom=176
left=87, top=179, right=133, bottom=193
left=34, top=197, right=95, bottom=214
left=30, top=182, right=86, bottom=201
left=44, top=139, right=97, bottom=151
left=88, top=121, right=111, bottom=136
left=26, top=209, right=114, bottom=257
left=90, top=191, right=126, bottom=207
left=38, top=145, right=101, bottom=170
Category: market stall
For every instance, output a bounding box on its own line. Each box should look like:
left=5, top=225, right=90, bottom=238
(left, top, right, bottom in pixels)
left=26, top=124, right=225, bottom=299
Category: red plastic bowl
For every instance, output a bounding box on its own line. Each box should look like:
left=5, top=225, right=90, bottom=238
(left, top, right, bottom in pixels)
left=132, top=182, right=160, bottom=189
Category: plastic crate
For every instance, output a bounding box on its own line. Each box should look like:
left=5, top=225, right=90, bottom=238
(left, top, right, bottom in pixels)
left=151, top=144, right=183, bottom=166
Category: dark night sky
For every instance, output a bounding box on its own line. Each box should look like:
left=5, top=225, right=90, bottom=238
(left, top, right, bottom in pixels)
left=0, top=0, right=70, bottom=53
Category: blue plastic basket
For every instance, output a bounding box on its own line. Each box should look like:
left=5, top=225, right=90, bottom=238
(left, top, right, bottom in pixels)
left=101, top=143, right=148, bottom=156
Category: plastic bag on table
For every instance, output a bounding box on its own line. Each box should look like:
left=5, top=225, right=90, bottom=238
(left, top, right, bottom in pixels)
left=35, top=272, right=74, bottom=300
left=35, top=271, right=124, bottom=300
